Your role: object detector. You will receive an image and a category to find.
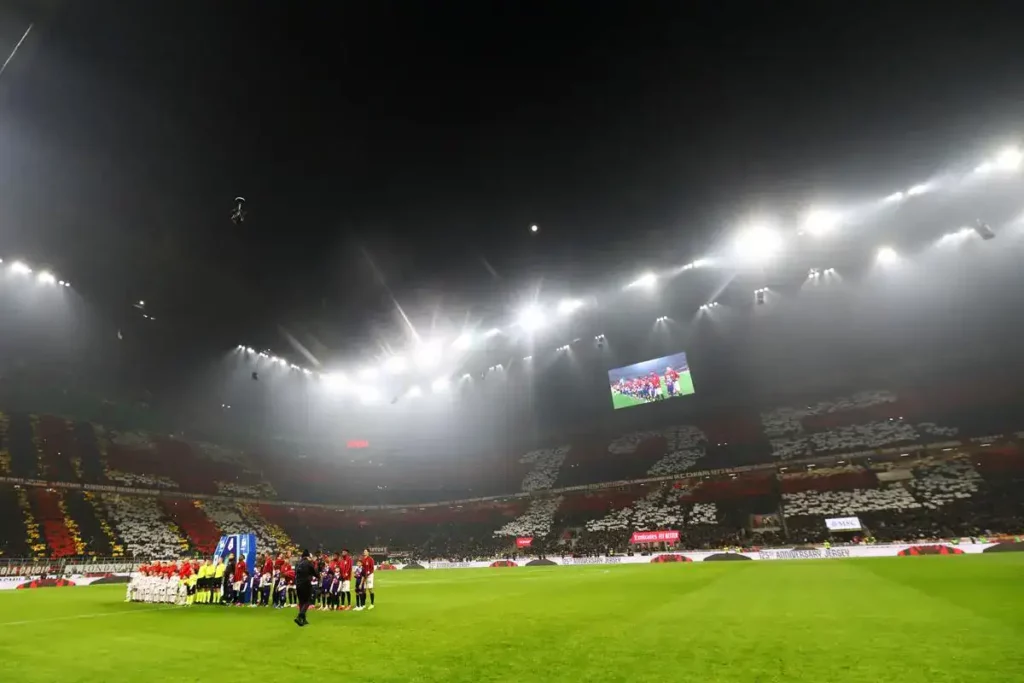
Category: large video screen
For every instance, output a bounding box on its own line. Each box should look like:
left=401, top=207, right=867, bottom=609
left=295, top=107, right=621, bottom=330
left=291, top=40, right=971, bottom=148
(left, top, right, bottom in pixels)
left=608, top=351, right=695, bottom=410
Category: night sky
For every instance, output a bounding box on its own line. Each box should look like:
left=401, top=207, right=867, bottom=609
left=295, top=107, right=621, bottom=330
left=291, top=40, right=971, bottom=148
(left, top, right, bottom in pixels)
left=2, top=0, right=1024, bottom=370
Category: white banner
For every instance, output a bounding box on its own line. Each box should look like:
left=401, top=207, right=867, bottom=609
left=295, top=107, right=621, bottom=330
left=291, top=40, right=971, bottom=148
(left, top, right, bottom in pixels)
left=825, top=516, right=863, bottom=531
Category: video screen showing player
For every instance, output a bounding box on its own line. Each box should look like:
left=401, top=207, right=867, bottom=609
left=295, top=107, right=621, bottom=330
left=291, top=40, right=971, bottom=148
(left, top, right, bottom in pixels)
left=607, top=351, right=695, bottom=410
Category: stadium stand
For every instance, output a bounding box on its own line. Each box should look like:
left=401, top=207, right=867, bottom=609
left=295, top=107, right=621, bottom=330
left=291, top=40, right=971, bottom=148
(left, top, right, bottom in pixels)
left=0, top=486, right=30, bottom=557
left=103, top=494, right=187, bottom=558
left=159, top=499, right=221, bottom=553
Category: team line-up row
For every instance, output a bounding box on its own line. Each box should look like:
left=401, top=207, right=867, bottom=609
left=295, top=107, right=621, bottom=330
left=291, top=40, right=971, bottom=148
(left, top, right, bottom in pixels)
left=126, top=549, right=378, bottom=612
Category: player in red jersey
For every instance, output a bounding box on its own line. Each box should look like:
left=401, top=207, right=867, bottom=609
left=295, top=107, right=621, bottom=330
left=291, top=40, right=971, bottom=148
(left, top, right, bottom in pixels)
left=359, top=548, right=375, bottom=610
left=339, top=549, right=353, bottom=610
left=178, top=560, right=194, bottom=606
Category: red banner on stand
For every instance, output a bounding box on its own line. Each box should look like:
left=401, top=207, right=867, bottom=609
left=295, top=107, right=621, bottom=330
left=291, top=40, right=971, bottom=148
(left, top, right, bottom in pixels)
left=516, top=537, right=533, bottom=548
left=630, top=530, right=680, bottom=544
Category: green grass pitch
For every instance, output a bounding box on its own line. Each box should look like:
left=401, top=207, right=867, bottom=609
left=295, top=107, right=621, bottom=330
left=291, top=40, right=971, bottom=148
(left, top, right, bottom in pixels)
left=1, top=556, right=1022, bottom=682
left=611, top=371, right=695, bottom=409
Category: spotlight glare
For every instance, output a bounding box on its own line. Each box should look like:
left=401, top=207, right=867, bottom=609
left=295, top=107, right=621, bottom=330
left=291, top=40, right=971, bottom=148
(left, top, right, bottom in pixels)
left=627, top=272, right=657, bottom=289
left=10, top=260, right=32, bottom=275
left=431, top=377, right=450, bottom=393
left=484, top=328, right=501, bottom=338
left=995, top=147, right=1022, bottom=171
left=37, top=271, right=57, bottom=285
left=359, top=367, right=378, bottom=380
left=453, top=332, right=473, bottom=350
left=802, top=208, right=842, bottom=236
left=883, top=191, right=905, bottom=203
left=530, top=224, right=539, bottom=233
left=906, top=183, right=930, bottom=197
left=415, top=341, right=443, bottom=369
left=557, top=298, right=583, bottom=315
left=407, top=385, right=423, bottom=398
left=360, top=387, right=380, bottom=404
left=517, top=306, right=545, bottom=332
left=734, top=224, right=783, bottom=263
left=876, top=246, right=899, bottom=265
left=384, top=355, right=408, bottom=374
left=323, top=373, right=348, bottom=393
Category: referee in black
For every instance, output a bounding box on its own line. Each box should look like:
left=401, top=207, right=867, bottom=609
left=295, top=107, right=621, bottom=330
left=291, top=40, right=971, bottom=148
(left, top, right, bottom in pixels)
left=294, top=550, right=316, bottom=627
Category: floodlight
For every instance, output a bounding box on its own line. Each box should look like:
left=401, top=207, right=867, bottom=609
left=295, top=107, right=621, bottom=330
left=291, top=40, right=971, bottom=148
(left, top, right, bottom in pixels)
left=453, top=333, right=473, bottom=350
left=523, top=355, right=532, bottom=361
left=517, top=306, right=545, bottom=331
left=414, top=341, right=443, bottom=369
left=63, top=282, right=71, bottom=288
left=484, top=328, right=501, bottom=338
left=876, top=246, right=899, bottom=265
left=906, top=183, right=930, bottom=197
left=557, top=298, right=583, bottom=315
left=138, top=300, right=145, bottom=306
left=883, top=191, right=905, bottom=203
left=407, top=385, right=423, bottom=398
left=802, top=208, right=841, bottom=236
left=690, top=258, right=710, bottom=268
left=994, top=147, right=1022, bottom=172
left=323, top=373, right=348, bottom=393
left=384, top=355, right=407, bottom=374
left=627, top=272, right=657, bottom=289
left=734, top=224, right=783, bottom=263
left=530, top=224, right=539, bottom=233
left=37, top=271, right=56, bottom=285
left=431, top=377, right=450, bottom=393
left=976, top=147, right=1022, bottom=174
left=10, top=260, right=31, bottom=275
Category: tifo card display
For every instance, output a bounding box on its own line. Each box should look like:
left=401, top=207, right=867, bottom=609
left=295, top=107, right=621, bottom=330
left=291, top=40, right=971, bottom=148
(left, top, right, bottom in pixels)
left=608, top=351, right=695, bottom=410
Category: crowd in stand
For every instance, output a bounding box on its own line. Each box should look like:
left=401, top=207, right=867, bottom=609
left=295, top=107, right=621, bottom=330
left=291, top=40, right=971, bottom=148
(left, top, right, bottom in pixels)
left=2, top=387, right=1024, bottom=563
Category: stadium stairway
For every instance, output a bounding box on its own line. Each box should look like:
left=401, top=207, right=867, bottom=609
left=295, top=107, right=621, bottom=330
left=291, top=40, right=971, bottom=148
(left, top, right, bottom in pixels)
left=160, top=499, right=221, bottom=553
left=35, top=415, right=77, bottom=482
left=7, top=413, right=42, bottom=478
left=65, top=490, right=118, bottom=556
left=0, top=486, right=31, bottom=558
left=30, top=489, right=81, bottom=558
left=72, top=422, right=108, bottom=484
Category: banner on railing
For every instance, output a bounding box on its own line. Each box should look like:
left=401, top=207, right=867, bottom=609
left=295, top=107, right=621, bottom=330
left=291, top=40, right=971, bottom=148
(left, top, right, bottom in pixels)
left=630, top=530, right=680, bottom=544
left=825, top=516, right=862, bottom=531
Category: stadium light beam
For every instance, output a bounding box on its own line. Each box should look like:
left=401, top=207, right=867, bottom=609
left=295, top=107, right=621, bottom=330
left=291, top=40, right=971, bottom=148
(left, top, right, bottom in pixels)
left=906, top=182, right=931, bottom=197
left=453, top=332, right=473, bottom=350
left=484, top=327, right=501, bottom=338
left=626, top=272, right=657, bottom=290
left=36, top=271, right=56, bottom=285
left=10, top=260, right=31, bottom=275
